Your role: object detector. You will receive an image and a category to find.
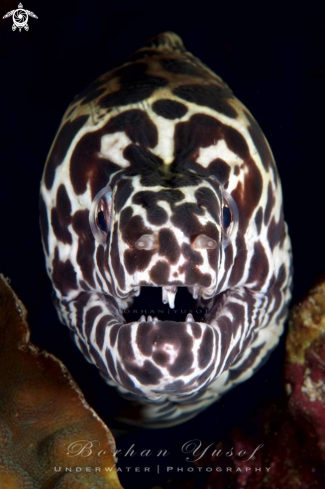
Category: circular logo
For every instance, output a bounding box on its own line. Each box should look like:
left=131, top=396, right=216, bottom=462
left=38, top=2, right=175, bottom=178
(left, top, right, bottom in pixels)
left=13, top=9, right=28, bottom=29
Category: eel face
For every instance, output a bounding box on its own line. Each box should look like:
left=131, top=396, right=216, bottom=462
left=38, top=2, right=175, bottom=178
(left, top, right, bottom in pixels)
left=40, top=32, right=292, bottom=426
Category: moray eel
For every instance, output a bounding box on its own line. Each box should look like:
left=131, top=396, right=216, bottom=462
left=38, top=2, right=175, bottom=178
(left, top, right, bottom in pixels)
left=40, top=32, right=292, bottom=426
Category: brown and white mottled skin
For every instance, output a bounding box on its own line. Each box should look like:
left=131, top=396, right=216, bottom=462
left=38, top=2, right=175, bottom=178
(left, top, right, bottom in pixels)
left=40, top=32, right=292, bottom=426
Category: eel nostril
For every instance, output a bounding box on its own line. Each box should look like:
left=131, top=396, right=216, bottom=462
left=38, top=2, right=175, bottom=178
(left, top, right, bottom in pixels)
left=135, top=234, right=157, bottom=250
left=192, top=234, right=217, bottom=250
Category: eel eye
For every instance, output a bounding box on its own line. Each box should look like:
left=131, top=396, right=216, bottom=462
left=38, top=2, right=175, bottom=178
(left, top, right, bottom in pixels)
left=221, top=189, right=239, bottom=247
left=89, top=184, right=112, bottom=244
left=223, top=206, right=232, bottom=229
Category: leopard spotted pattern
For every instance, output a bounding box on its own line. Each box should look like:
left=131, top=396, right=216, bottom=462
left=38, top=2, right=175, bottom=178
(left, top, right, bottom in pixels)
left=40, top=33, right=292, bottom=427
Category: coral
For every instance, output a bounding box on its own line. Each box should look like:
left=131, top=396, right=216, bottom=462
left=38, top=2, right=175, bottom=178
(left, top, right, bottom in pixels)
left=285, top=276, right=325, bottom=461
left=0, top=274, right=123, bottom=489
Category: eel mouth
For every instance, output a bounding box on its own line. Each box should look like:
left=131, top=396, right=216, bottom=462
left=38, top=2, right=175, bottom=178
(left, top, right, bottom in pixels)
left=122, top=286, right=211, bottom=324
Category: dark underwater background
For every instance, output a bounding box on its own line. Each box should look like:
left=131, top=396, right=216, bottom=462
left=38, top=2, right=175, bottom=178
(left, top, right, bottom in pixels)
left=1, top=2, right=325, bottom=487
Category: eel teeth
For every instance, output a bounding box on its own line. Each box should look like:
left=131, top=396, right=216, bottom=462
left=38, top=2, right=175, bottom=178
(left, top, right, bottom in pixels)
left=133, top=287, right=141, bottom=297
left=162, top=286, right=177, bottom=309
left=192, top=285, right=200, bottom=300
left=138, top=315, right=159, bottom=323
left=186, top=313, right=195, bottom=323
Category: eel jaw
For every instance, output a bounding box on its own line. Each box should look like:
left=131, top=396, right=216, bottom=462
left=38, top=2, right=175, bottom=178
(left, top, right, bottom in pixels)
left=102, top=286, right=229, bottom=398
left=110, top=315, right=218, bottom=397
